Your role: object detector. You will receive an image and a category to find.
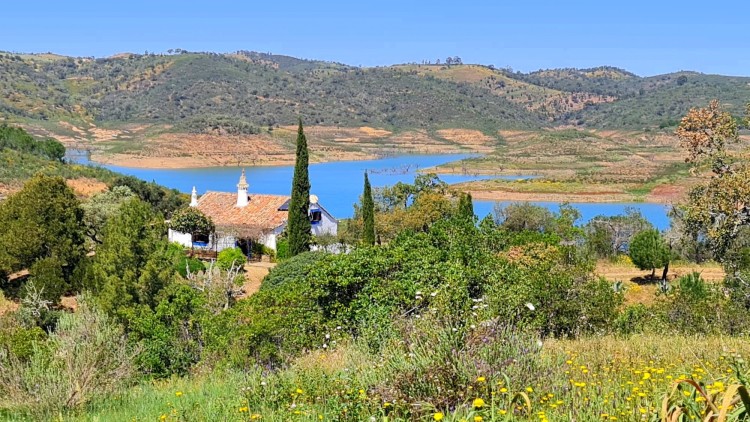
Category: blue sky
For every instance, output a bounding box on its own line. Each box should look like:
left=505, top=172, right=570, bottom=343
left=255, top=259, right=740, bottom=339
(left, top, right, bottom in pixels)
left=2, top=0, right=748, bottom=76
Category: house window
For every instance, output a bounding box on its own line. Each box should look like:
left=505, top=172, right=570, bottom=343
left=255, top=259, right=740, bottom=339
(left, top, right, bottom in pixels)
left=310, top=209, right=322, bottom=224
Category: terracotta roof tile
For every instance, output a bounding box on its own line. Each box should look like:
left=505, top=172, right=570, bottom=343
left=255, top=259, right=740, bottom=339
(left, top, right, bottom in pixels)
left=196, top=191, right=290, bottom=237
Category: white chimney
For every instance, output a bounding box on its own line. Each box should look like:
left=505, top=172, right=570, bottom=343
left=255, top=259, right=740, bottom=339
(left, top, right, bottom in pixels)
left=236, top=169, right=249, bottom=207
left=190, top=186, right=198, bottom=207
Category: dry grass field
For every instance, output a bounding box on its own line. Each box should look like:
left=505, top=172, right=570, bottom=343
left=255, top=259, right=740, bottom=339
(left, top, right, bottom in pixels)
left=595, top=258, right=725, bottom=306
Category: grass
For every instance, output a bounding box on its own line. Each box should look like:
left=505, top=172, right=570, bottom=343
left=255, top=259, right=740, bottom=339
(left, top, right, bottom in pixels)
left=52, top=334, right=750, bottom=421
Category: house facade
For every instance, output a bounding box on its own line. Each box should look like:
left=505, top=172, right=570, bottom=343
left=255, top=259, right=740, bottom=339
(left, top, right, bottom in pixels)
left=168, top=170, right=337, bottom=253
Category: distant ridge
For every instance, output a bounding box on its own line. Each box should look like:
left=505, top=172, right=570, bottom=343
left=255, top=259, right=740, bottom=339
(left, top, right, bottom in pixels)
left=0, top=50, right=748, bottom=136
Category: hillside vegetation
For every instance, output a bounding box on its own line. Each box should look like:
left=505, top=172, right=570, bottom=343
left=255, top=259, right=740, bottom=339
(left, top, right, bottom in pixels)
left=4, top=106, right=750, bottom=420
left=1, top=51, right=749, bottom=145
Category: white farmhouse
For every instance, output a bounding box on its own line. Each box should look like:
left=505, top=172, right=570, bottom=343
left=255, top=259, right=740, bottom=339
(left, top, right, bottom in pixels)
left=168, top=169, right=337, bottom=253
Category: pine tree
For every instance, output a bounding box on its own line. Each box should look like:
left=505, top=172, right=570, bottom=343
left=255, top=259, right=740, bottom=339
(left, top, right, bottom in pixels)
left=362, top=172, right=376, bottom=246
left=287, top=120, right=311, bottom=256
left=458, top=192, right=474, bottom=220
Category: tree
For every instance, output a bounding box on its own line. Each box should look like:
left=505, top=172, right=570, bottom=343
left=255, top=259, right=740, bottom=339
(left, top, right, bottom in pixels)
left=674, top=100, right=749, bottom=258
left=675, top=99, right=738, bottom=174
left=169, top=207, right=215, bottom=241
left=458, top=192, right=474, bottom=221
left=0, top=175, right=86, bottom=299
left=362, top=172, right=376, bottom=246
left=81, top=186, right=136, bottom=245
left=584, top=209, right=651, bottom=258
left=495, top=202, right=555, bottom=233
left=109, top=175, right=186, bottom=218
left=629, top=229, right=670, bottom=279
left=287, top=120, right=311, bottom=256
left=91, top=198, right=175, bottom=315
left=0, top=125, right=65, bottom=161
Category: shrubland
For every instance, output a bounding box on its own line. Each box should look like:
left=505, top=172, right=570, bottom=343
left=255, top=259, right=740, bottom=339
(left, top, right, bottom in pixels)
left=2, top=103, right=750, bottom=421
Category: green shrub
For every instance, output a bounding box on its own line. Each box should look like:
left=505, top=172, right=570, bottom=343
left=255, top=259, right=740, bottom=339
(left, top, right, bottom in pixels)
left=677, top=272, right=709, bottom=300
left=486, top=266, right=621, bottom=338
left=126, top=284, right=206, bottom=377
left=22, top=257, right=66, bottom=305
left=207, top=276, right=328, bottom=368
left=0, top=313, right=46, bottom=361
left=0, top=297, right=137, bottom=417
left=261, top=251, right=328, bottom=291
left=275, top=238, right=290, bottom=261
left=216, top=247, right=245, bottom=270
left=613, top=304, right=658, bottom=335
left=169, top=207, right=214, bottom=237
left=661, top=272, right=725, bottom=334
left=371, top=316, right=543, bottom=417
left=176, top=256, right=204, bottom=278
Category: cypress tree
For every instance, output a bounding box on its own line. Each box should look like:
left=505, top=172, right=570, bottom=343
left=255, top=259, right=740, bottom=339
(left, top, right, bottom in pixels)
left=287, top=120, right=311, bottom=256
left=458, top=192, right=474, bottom=220
left=362, top=172, right=375, bottom=246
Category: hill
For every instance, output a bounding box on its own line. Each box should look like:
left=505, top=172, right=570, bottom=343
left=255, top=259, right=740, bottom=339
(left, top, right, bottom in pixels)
left=505, top=67, right=750, bottom=127
left=0, top=52, right=543, bottom=132
left=0, top=51, right=748, bottom=165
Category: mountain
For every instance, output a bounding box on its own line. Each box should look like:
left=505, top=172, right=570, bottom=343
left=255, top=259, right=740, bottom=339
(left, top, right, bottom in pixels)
left=0, top=51, right=748, bottom=146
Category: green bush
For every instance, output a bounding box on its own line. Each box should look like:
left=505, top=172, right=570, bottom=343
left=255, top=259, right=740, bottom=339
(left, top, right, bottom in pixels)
left=206, top=275, right=328, bottom=368
left=275, top=238, right=290, bottom=261
left=176, top=256, right=204, bottom=278
left=372, top=316, right=544, bottom=416
left=613, top=304, right=658, bottom=335
left=126, top=284, right=206, bottom=377
left=216, top=247, right=246, bottom=270
left=661, top=272, right=725, bottom=334
left=0, top=313, right=46, bottom=361
left=23, top=257, right=67, bottom=305
left=250, top=242, right=275, bottom=260
left=261, top=251, right=328, bottom=291
left=0, top=297, right=137, bottom=417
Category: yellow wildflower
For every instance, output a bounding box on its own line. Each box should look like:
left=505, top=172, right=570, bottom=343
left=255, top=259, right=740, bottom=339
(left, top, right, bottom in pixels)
left=476, top=376, right=486, bottom=383
left=474, top=416, right=483, bottom=422
left=473, top=397, right=486, bottom=408
left=434, top=412, right=445, bottom=421
left=175, top=391, right=183, bottom=397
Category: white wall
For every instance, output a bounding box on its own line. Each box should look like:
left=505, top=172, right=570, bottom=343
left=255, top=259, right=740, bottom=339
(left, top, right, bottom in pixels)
left=170, top=229, right=237, bottom=252
left=214, top=234, right=237, bottom=252
left=311, top=209, right=338, bottom=237
left=168, top=229, right=192, bottom=248
left=258, top=225, right=284, bottom=251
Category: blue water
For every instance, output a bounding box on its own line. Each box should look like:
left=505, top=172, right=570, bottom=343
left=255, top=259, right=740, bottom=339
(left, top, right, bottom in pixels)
left=71, top=152, right=671, bottom=229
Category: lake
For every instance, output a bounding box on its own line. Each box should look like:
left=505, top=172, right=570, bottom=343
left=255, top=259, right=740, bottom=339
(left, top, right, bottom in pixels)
left=71, top=152, right=672, bottom=230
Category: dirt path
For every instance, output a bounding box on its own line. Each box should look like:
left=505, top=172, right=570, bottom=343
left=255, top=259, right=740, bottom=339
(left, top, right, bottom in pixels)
left=239, top=261, right=276, bottom=299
